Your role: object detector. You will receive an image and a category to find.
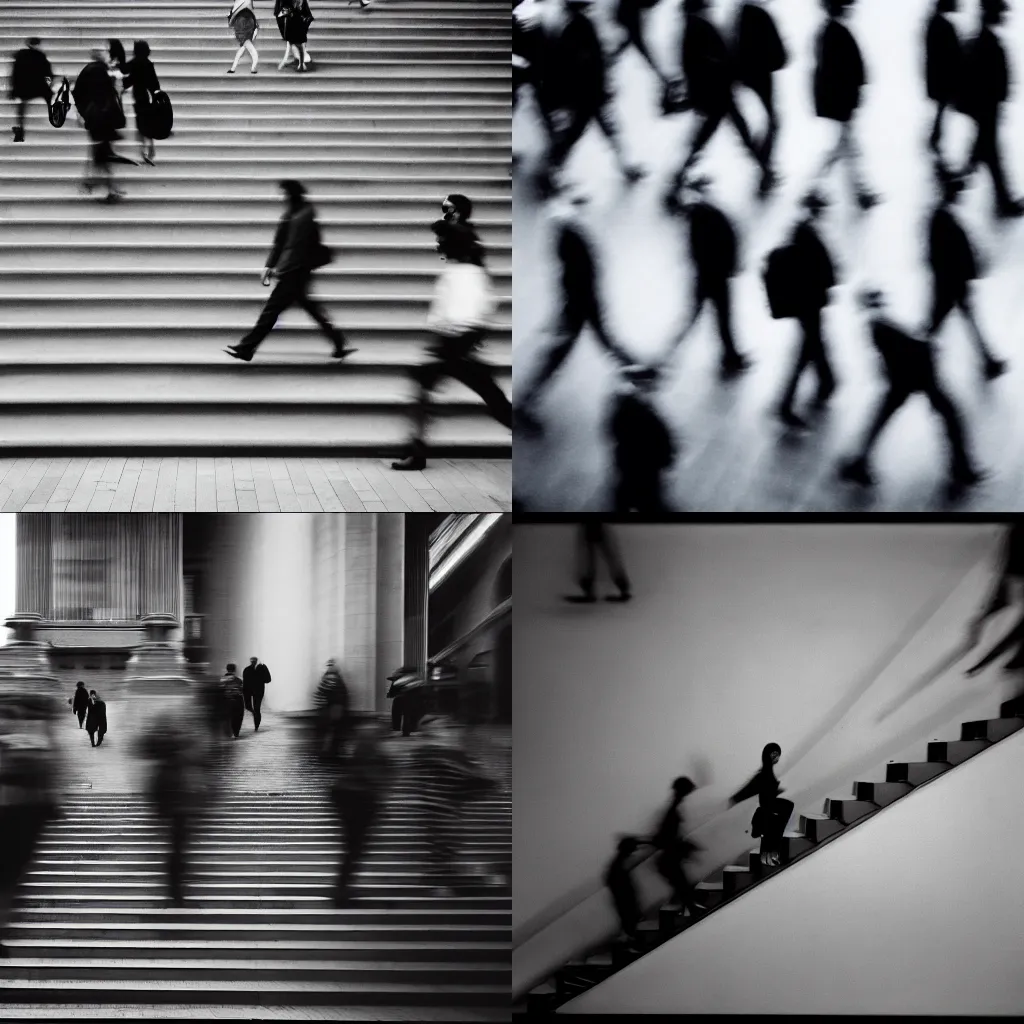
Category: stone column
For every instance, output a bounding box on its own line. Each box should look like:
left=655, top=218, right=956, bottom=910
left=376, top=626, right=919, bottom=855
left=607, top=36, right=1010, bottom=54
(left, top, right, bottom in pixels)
left=376, top=513, right=405, bottom=714
left=403, top=515, right=432, bottom=676
left=3, top=515, right=57, bottom=685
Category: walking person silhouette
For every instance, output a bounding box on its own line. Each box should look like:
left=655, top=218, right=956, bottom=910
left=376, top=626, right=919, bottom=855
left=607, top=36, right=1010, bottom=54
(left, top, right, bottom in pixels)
left=565, top=522, right=631, bottom=603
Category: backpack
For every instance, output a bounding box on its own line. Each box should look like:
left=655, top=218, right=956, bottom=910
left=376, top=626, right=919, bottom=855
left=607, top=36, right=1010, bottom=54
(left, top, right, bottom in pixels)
left=762, top=243, right=803, bottom=320
left=144, top=90, right=173, bottom=140
left=47, top=77, right=70, bottom=128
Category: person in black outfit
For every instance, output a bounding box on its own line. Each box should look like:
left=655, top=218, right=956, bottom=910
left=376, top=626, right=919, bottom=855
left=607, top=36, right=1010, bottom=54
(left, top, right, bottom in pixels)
left=605, top=836, right=644, bottom=943
left=227, top=180, right=354, bottom=362
left=532, top=0, right=644, bottom=197
left=665, top=176, right=751, bottom=377
left=85, top=690, right=107, bottom=747
left=813, top=0, right=878, bottom=211
left=609, top=366, right=677, bottom=512
left=566, top=522, right=631, bottom=602
left=610, top=0, right=668, bottom=86
left=650, top=777, right=705, bottom=917
left=838, top=289, right=985, bottom=499
left=73, top=48, right=129, bottom=202
left=440, top=193, right=486, bottom=266
left=9, top=38, right=53, bottom=142
left=958, top=0, right=1023, bottom=218
left=70, top=681, right=89, bottom=728
left=122, top=40, right=160, bottom=165
left=667, top=0, right=771, bottom=201
left=314, top=659, right=351, bottom=756
left=221, top=664, right=245, bottom=738
left=964, top=523, right=1024, bottom=669
left=732, top=0, right=788, bottom=182
left=514, top=204, right=633, bottom=435
left=775, top=191, right=837, bottom=429
left=925, top=170, right=1006, bottom=380
left=242, top=656, right=271, bottom=731
left=924, top=0, right=962, bottom=159
left=730, top=742, right=791, bottom=867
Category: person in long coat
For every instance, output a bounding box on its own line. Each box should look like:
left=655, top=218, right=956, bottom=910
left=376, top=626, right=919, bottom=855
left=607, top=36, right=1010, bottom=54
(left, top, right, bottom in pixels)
left=604, top=837, right=644, bottom=943
left=9, top=37, right=53, bottom=142
left=73, top=48, right=128, bottom=202
left=925, top=170, right=1005, bottom=379
left=220, top=664, right=245, bottom=738
left=313, top=659, right=351, bottom=762
left=650, top=777, right=705, bottom=914
left=838, top=289, right=985, bottom=499
left=813, top=0, right=878, bottom=211
left=122, top=40, right=161, bottom=165
left=276, top=0, right=314, bottom=72
left=924, top=0, right=962, bottom=158
left=70, top=681, right=89, bottom=728
left=228, top=0, right=260, bottom=74
left=85, top=690, right=107, bottom=747
left=730, top=743, right=792, bottom=866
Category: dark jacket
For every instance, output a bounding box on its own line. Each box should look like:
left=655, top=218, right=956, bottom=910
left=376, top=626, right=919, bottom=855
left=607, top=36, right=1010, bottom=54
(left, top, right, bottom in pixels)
left=730, top=765, right=781, bottom=808
left=683, top=12, right=733, bottom=113
left=313, top=668, right=350, bottom=762
left=611, top=394, right=676, bottom=474
left=813, top=17, right=865, bottom=122
left=960, top=26, right=1008, bottom=117
left=72, top=686, right=90, bottom=714
left=242, top=663, right=271, bottom=697
left=734, top=2, right=787, bottom=84
left=267, top=203, right=322, bottom=276
left=10, top=46, right=52, bottom=100
left=278, top=0, right=313, bottom=44
left=220, top=673, right=244, bottom=707
left=792, top=220, right=835, bottom=312
left=868, top=318, right=936, bottom=390
left=690, top=201, right=738, bottom=282
left=73, top=59, right=122, bottom=140
left=85, top=698, right=107, bottom=734
left=534, top=8, right=609, bottom=113
left=929, top=206, right=977, bottom=290
left=122, top=56, right=160, bottom=102
left=925, top=11, right=961, bottom=103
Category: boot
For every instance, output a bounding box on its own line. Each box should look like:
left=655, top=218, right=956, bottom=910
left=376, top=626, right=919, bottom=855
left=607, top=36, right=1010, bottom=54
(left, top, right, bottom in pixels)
left=11, top=126, right=24, bottom=143
left=392, top=439, right=427, bottom=471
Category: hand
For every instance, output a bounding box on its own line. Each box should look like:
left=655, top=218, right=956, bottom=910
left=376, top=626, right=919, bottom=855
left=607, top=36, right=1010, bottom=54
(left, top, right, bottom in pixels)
left=261, top=268, right=273, bottom=287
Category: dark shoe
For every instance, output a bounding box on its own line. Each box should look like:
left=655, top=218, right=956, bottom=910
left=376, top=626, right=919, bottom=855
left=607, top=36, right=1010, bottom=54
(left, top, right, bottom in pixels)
left=392, top=453, right=427, bottom=471
left=758, top=167, right=777, bottom=196
left=856, top=190, right=880, bottom=211
left=564, top=592, right=598, bottom=604
left=225, top=346, right=253, bottom=362
left=947, top=466, right=987, bottom=500
left=331, top=346, right=357, bottom=360
left=775, top=407, right=809, bottom=430
left=720, top=352, right=751, bottom=378
left=104, top=192, right=124, bottom=203
left=227, top=68, right=236, bottom=74
left=11, top=127, right=24, bottom=143
left=838, top=456, right=875, bottom=488
left=142, top=155, right=155, bottom=166
left=514, top=403, right=544, bottom=435
left=984, top=357, right=1009, bottom=381
left=812, top=380, right=837, bottom=408
left=996, top=199, right=1024, bottom=219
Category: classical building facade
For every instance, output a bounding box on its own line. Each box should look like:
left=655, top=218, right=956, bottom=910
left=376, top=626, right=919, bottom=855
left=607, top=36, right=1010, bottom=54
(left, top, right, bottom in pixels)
left=1, top=513, right=506, bottom=717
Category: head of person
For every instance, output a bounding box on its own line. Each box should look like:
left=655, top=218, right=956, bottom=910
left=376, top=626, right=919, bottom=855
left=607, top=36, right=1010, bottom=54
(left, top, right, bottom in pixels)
left=91, top=690, right=100, bottom=701
left=133, top=40, right=151, bottom=61
left=761, top=742, right=782, bottom=767
left=27, top=37, right=41, bottom=50
left=108, top=39, right=126, bottom=65
left=857, top=287, right=886, bottom=314
left=937, top=0, right=957, bottom=13
left=326, top=658, right=337, bottom=671
left=442, top=193, right=472, bottom=225
left=982, top=0, right=1008, bottom=26
left=76, top=681, right=85, bottom=689
left=279, top=179, right=307, bottom=211
left=249, top=656, right=258, bottom=667
left=90, top=48, right=107, bottom=65
left=226, top=663, right=237, bottom=674
left=802, top=189, right=829, bottom=221
left=672, top=776, right=697, bottom=801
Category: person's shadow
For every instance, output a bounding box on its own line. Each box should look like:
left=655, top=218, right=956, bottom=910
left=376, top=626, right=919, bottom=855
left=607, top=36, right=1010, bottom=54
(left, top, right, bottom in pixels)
left=563, top=522, right=632, bottom=602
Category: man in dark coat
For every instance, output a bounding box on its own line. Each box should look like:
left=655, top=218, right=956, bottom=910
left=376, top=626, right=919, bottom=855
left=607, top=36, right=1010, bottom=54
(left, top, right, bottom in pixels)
left=227, top=180, right=355, bottom=362
left=926, top=170, right=1006, bottom=380
left=924, top=0, right=962, bottom=157
left=242, top=656, right=271, bottom=732
left=665, top=176, right=752, bottom=377
left=70, top=681, right=89, bottom=728
left=604, top=836, right=644, bottom=943
left=9, top=38, right=53, bottom=142
left=775, top=191, right=838, bottom=429
left=609, top=366, right=677, bottom=513
left=958, top=0, right=1023, bottom=218
left=839, top=289, right=985, bottom=499
left=387, top=668, right=422, bottom=737
left=650, top=777, right=705, bottom=916
left=667, top=0, right=771, bottom=201
left=813, top=0, right=878, bottom=211
left=532, top=0, right=644, bottom=197
left=732, top=0, right=788, bottom=181
left=610, top=0, right=668, bottom=86
left=220, top=664, right=245, bottom=739
left=85, top=690, right=107, bottom=747
left=73, top=48, right=128, bottom=202
left=313, top=659, right=351, bottom=759
left=514, top=203, right=634, bottom=436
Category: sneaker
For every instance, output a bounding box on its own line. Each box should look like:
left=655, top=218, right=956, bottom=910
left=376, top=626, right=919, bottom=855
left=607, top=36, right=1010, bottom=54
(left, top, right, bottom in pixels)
left=720, top=352, right=751, bottom=378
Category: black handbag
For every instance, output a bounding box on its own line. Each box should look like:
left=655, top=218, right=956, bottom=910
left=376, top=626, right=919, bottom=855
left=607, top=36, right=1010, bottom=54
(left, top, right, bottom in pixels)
left=311, top=242, right=334, bottom=269
left=144, top=90, right=173, bottom=140
left=47, top=77, right=70, bottom=127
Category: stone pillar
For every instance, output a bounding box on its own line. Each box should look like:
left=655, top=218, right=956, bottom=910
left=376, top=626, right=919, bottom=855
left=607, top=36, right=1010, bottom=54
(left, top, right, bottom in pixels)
left=376, top=513, right=405, bottom=713
left=403, top=515, right=432, bottom=676
left=15, top=513, right=52, bottom=617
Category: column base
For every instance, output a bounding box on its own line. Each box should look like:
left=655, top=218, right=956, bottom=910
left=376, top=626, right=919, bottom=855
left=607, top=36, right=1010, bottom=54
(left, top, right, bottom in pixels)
left=124, top=643, right=193, bottom=688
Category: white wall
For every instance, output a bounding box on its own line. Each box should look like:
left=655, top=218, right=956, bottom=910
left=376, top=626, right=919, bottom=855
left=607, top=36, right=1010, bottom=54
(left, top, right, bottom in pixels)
left=563, top=721, right=1024, bottom=1015
left=514, top=525, right=1024, bottom=996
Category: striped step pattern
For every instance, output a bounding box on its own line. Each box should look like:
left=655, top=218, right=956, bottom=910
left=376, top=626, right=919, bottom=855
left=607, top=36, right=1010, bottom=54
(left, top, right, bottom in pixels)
left=515, top=698, right=1024, bottom=1015
left=4, top=771, right=511, bottom=1012
left=0, top=0, right=511, bottom=455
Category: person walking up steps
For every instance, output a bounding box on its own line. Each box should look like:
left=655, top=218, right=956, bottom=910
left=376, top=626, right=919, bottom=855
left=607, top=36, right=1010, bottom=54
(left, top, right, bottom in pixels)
left=221, top=664, right=245, bottom=738
left=9, top=38, right=53, bottom=143
left=227, top=180, right=355, bottom=362
left=392, top=217, right=512, bottom=471
left=228, top=0, right=260, bottom=74
left=276, top=0, right=314, bottom=72
left=122, top=41, right=161, bottom=165
left=69, top=681, right=89, bottom=729
left=73, top=47, right=131, bottom=203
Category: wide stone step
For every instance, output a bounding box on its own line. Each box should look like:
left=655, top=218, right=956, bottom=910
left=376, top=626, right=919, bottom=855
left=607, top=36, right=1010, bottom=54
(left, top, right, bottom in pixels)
left=1, top=1005, right=509, bottom=1020
left=17, top=895, right=511, bottom=910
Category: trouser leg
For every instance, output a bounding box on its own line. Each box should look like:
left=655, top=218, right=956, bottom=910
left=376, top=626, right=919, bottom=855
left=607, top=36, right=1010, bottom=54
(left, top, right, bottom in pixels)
left=236, top=277, right=299, bottom=355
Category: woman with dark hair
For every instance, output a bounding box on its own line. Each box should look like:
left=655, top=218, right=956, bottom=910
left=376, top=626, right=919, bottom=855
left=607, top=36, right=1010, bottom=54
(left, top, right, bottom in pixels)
left=108, top=39, right=126, bottom=75
left=730, top=742, right=793, bottom=866
left=276, top=0, right=314, bottom=72
left=228, top=0, right=260, bottom=74
left=649, top=777, right=705, bottom=918
left=122, top=40, right=161, bottom=165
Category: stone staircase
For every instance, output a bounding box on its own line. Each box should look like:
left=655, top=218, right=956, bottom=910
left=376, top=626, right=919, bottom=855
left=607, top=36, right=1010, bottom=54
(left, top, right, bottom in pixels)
left=0, top=0, right=511, bottom=454
left=516, top=694, right=1024, bottom=1015
left=1, top=741, right=512, bottom=1016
